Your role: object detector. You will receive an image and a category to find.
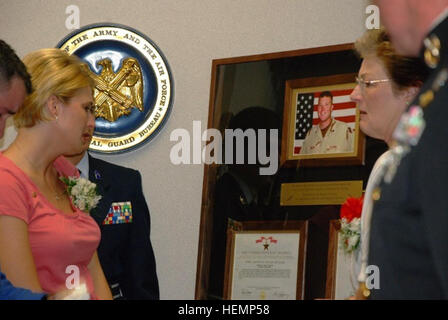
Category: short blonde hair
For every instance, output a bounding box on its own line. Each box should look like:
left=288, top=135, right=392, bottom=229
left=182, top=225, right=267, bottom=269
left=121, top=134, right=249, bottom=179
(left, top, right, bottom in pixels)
left=354, top=27, right=428, bottom=92
left=14, top=48, right=93, bottom=128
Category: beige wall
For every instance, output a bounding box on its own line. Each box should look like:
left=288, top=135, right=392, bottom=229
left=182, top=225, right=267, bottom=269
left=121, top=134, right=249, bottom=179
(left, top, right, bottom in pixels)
left=0, top=0, right=369, bottom=299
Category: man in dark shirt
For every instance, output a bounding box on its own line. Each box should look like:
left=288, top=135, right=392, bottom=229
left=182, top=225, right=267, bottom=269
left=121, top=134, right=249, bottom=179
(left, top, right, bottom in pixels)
left=369, top=0, right=448, bottom=299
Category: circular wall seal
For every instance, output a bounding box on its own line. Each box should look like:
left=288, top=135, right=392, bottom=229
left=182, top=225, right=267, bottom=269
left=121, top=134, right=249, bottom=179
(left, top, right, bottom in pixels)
left=57, top=23, right=174, bottom=154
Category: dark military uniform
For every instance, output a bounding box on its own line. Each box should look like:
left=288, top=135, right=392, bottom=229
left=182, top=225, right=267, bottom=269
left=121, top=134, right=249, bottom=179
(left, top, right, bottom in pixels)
left=368, top=17, right=448, bottom=299
left=88, top=154, right=159, bottom=300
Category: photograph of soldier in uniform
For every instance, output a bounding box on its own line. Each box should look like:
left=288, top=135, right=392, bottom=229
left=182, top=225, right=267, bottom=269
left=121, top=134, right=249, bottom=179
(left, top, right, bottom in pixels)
left=299, top=91, right=354, bottom=155
left=281, top=75, right=363, bottom=167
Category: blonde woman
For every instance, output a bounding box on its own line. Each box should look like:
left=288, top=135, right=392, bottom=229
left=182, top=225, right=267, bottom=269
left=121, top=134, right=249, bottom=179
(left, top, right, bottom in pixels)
left=0, top=48, right=112, bottom=299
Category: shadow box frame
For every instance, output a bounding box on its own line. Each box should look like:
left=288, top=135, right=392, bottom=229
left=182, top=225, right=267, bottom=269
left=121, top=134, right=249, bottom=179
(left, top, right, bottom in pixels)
left=280, top=73, right=366, bottom=168
left=223, top=220, right=308, bottom=300
left=195, top=43, right=362, bottom=300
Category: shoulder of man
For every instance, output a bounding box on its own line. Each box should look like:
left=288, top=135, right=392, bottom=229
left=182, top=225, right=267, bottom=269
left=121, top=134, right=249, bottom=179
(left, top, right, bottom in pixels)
left=332, top=119, right=349, bottom=129
left=88, top=154, right=141, bottom=181
left=332, top=119, right=352, bottom=133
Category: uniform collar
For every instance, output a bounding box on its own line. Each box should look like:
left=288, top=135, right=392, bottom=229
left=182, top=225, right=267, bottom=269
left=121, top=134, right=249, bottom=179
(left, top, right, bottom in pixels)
left=76, top=152, right=89, bottom=179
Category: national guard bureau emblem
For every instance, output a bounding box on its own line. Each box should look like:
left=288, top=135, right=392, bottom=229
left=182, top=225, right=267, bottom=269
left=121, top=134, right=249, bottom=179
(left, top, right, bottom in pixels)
left=57, top=23, right=174, bottom=153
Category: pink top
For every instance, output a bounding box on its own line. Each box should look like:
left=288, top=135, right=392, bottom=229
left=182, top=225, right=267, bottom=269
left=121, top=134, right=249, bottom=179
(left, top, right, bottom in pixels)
left=0, top=153, right=100, bottom=299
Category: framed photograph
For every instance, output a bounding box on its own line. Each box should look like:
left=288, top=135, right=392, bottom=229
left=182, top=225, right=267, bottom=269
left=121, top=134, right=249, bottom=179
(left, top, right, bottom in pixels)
left=325, top=220, right=357, bottom=299
left=223, top=220, right=307, bottom=300
left=281, top=73, right=365, bottom=167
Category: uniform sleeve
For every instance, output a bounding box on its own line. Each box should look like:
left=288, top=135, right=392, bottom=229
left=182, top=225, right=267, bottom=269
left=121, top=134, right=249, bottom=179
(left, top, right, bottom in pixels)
left=419, top=139, right=448, bottom=297
left=0, top=171, right=31, bottom=224
left=122, top=170, right=159, bottom=299
left=300, top=129, right=312, bottom=154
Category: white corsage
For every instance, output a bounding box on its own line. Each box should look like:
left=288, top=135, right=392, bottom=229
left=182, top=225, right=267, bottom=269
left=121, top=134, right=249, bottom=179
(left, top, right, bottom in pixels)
left=339, top=196, right=363, bottom=254
left=339, top=217, right=361, bottom=254
left=60, top=176, right=102, bottom=213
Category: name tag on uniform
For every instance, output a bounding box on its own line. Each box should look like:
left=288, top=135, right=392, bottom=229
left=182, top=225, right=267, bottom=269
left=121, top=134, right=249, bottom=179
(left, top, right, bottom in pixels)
left=102, top=201, right=133, bottom=225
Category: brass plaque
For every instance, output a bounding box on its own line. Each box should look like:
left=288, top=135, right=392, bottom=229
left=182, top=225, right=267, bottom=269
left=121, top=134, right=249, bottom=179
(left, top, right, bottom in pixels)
left=280, top=180, right=363, bottom=206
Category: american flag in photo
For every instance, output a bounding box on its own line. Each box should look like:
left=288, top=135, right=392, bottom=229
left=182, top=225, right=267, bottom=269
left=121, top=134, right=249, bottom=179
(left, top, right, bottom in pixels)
left=293, top=89, right=356, bottom=155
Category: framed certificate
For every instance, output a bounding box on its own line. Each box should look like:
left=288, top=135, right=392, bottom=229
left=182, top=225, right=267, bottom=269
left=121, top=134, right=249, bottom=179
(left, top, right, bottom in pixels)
left=223, top=220, right=307, bottom=300
left=325, top=220, right=357, bottom=299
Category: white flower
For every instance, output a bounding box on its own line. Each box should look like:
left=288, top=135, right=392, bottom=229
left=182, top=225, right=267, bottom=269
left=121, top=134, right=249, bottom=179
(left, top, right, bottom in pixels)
left=60, top=176, right=102, bottom=213
left=339, top=217, right=361, bottom=254
left=348, top=218, right=361, bottom=232
left=347, top=233, right=360, bottom=248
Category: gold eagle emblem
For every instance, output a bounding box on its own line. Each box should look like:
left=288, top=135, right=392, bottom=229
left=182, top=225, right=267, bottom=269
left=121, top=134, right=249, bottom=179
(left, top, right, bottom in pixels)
left=82, top=57, right=144, bottom=122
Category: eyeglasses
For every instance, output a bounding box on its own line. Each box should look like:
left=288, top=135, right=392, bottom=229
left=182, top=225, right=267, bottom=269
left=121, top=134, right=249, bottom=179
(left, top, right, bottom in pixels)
left=355, top=76, right=391, bottom=91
